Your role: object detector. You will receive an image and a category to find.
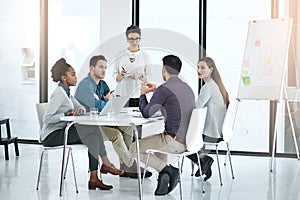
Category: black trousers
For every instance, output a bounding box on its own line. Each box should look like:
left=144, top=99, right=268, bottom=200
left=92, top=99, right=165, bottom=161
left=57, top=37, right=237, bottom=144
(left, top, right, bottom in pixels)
left=43, top=124, right=107, bottom=171
left=186, top=135, right=223, bottom=162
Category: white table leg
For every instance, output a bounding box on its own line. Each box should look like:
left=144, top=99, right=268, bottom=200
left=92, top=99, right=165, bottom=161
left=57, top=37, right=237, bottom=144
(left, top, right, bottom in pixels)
left=131, top=123, right=143, bottom=200
left=60, top=121, right=76, bottom=196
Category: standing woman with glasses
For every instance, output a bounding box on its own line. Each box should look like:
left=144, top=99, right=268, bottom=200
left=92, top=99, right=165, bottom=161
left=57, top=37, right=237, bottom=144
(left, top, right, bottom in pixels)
left=114, top=25, right=151, bottom=107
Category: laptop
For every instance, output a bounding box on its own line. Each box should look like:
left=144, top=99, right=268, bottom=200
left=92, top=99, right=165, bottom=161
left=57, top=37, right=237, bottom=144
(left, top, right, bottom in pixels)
left=99, top=96, right=129, bottom=116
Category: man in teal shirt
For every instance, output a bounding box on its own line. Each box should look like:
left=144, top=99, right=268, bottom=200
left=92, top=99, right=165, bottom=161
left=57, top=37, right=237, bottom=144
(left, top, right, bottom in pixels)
left=75, top=55, right=151, bottom=178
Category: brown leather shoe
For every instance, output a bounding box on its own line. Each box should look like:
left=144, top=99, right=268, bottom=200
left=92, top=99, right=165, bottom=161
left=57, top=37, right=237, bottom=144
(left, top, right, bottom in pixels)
left=100, top=164, right=124, bottom=175
left=88, top=179, right=113, bottom=190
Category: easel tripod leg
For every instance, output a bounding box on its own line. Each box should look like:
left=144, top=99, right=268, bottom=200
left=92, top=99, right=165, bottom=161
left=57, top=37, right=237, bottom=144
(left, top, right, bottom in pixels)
left=270, top=103, right=279, bottom=172
left=285, top=100, right=300, bottom=159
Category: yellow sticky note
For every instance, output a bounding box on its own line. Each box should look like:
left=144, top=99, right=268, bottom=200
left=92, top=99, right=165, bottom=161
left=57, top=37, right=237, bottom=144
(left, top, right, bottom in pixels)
left=264, top=57, right=270, bottom=64
left=241, top=70, right=248, bottom=77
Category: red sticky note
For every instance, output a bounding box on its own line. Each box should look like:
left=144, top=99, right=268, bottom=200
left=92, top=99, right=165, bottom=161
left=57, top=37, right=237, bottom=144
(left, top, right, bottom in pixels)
left=255, top=40, right=261, bottom=47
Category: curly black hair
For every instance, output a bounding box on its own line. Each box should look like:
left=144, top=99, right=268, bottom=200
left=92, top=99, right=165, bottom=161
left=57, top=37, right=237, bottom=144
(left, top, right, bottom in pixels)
left=50, top=58, right=72, bottom=82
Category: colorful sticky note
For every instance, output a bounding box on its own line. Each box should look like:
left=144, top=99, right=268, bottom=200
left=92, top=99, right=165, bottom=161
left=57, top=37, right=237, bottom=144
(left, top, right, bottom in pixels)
left=264, top=67, right=272, bottom=75
left=241, top=70, right=248, bottom=77
left=242, top=77, right=250, bottom=85
left=243, top=60, right=250, bottom=67
left=255, top=40, right=261, bottom=47
left=264, top=57, right=271, bottom=64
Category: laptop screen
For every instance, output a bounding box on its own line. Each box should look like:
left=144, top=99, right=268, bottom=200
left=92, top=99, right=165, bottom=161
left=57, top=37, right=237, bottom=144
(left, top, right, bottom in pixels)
left=99, top=96, right=129, bottom=115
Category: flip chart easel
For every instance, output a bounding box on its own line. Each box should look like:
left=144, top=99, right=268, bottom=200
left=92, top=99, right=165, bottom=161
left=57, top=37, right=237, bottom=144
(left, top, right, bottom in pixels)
left=236, top=19, right=298, bottom=172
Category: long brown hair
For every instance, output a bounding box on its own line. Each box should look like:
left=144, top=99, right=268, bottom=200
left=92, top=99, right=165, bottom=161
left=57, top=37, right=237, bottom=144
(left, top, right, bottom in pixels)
left=199, top=57, right=230, bottom=108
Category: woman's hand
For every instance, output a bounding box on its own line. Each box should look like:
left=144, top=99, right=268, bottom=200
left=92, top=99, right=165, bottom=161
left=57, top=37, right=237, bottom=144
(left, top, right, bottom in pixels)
left=116, top=68, right=127, bottom=81
left=66, top=108, right=84, bottom=116
left=72, top=108, right=84, bottom=116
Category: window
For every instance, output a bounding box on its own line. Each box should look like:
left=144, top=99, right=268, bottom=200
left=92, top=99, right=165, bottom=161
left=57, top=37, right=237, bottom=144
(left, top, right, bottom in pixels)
left=140, top=0, right=200, bottom=96
left=20, top=48, right=35, bottom=84
left=206, top=0, right=272, bottom=152
left=48, top=0, right=101, bottom=95
left=0, top=0, right=40, bottom=139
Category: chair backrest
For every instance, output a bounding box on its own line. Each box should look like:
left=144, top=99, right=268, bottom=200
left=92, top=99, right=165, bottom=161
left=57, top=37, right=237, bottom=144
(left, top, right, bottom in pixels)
left=36, top=103, right=48, bottom=130
left=222, top=100, right=238, bottom=142
left=186, top=107, right=207, bottom=153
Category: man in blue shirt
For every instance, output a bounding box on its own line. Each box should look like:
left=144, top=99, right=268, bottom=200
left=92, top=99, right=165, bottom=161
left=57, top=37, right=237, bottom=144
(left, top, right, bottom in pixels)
left=75, top=55, right=151, bottom=178
left=129, top=55, right=195, bottom=195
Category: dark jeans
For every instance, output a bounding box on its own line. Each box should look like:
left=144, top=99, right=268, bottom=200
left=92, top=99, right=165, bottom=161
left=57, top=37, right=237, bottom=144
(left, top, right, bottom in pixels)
left=43, top=125, right=106, bottom=171
left=202, top=135, right=223, bottom=143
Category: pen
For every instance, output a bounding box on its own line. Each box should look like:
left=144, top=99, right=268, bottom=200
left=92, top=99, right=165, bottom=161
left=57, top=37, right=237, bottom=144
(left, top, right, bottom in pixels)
left=138, top=75, right=146, bottom=83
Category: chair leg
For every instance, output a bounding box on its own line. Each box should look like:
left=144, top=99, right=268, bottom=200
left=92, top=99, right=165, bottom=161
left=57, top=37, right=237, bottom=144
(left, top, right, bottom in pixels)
left=142, top=152, right=151, bottom=190
left=14, top=140, right=19, bottom=156
left=98, top=155, right=103, bottom=181
left=69, top=149, right=79, bottom=193
left=191, top=160, right=194, bottom=176
left=180, top=156, right=185, bottom=174
left=178, top=158, right=183, bottom=200
left=36, top=150, right=46, bottom=190
left=99, top=167, right=103, bottom=180
left=196, top=153, right=205, bottom=193
left=224, top=140, right=231, bottom=166
left=226, top=142, right=235, bottom=179
left=141, top=153, right=150, bottom=199
left=4, top=144, right=9, bottom=160
left=63, top=148, right=71, bottom=179
left=224, top=149, right=228, bottom=166
left=215, top=146, right=223, bottom=186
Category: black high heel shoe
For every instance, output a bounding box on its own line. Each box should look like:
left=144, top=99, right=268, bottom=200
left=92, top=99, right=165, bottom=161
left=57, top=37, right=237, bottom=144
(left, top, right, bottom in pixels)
left=204, top=167, right=212, bottom=181
left=195, top=155, right=214, bottom=177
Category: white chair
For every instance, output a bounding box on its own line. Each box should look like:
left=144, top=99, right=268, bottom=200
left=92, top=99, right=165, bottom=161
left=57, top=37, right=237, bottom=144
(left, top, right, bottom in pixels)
left=192, top=101, right=238, bottom=186
left=35, top=103, right=78, bottom=195
left=142, top=107, right=208, bottom=199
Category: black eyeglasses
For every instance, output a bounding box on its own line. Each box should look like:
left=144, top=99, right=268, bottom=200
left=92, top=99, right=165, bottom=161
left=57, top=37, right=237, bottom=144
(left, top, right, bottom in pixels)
left=128, top=37, right=141, bottom=42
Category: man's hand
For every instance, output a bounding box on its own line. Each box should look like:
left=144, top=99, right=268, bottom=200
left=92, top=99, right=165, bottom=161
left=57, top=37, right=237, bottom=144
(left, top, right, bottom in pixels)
left=103, top=91, right=113, bottom=100
left=146, top=83, right=157, bottom=92
left=140, top=82, right=157, bottom=95
left=93, top=93, right=99, bottom=100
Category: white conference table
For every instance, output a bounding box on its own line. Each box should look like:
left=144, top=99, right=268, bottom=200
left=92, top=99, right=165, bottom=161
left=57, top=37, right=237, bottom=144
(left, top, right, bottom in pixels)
left=60, top=111, right=163, bottom=199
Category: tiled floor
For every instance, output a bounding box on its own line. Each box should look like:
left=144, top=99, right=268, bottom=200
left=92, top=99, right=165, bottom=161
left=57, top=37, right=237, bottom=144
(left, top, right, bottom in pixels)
left=1, top=143, right=300, bottom=200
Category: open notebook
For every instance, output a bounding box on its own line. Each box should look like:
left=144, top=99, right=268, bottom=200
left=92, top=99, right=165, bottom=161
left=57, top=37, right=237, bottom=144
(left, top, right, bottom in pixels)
left=99, top=96, right=129, bottom=116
